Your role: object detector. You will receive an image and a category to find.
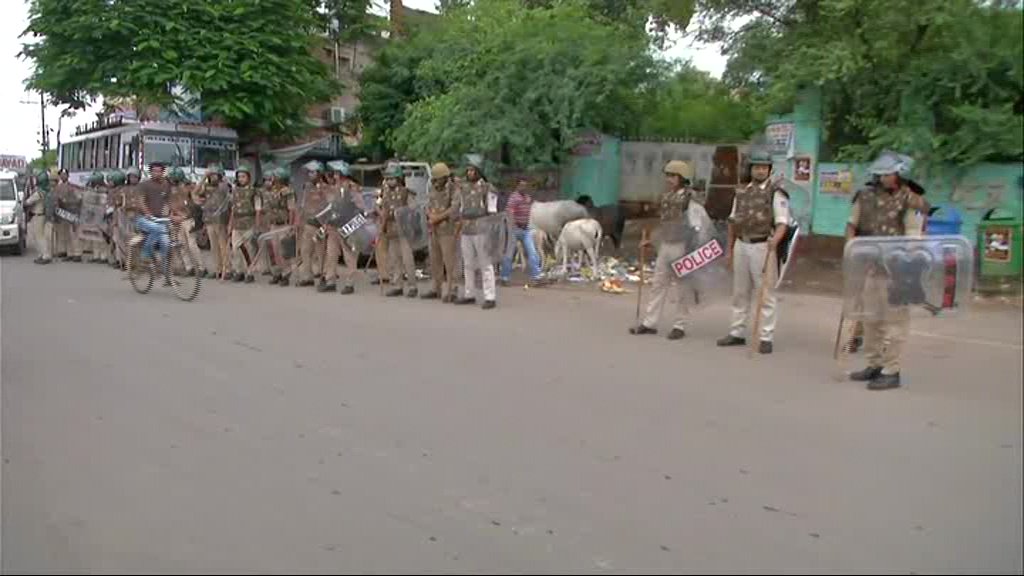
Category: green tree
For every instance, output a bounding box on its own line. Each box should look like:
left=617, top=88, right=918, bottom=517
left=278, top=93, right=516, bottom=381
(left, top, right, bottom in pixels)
left=23, top=0, right=337, bottom=138
left=361, top=0, right=655, bottom=167
left=28, top=150, right=57, bottom=171
left=634, top=64, right=764, bottom=141
left=696, top=0, right=1024, bottom=166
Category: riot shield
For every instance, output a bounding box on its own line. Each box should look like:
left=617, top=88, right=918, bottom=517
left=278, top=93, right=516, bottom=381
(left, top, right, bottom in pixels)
left=481, top=212, right=515, bottom=264
left=202, top=193, right=230, bottom=224
left=332, top=194, right=378, bottom=254
left=843, top=235, right=973, bottom=321
left=668, top=201, right=730, bottom=304
left=78, top=190, right=108, bottom=242
left=394, top=205, right=428, bottom=251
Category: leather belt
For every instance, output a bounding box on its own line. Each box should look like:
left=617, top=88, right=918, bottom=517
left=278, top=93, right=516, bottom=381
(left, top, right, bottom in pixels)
left=740, top=236, right=769, bottom=244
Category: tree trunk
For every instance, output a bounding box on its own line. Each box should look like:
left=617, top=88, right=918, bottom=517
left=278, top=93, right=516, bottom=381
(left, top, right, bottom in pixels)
left=390, top=0, right=404, bottom=37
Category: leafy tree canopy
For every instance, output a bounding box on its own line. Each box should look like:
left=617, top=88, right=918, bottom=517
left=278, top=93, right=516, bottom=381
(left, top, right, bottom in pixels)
left=695, top=0, right=1024, bottom=165
left=23, top=0, right=338, bottom=138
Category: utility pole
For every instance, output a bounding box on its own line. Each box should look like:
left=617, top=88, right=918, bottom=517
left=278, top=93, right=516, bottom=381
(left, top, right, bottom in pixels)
left=19, top=90, right=50, bottom=159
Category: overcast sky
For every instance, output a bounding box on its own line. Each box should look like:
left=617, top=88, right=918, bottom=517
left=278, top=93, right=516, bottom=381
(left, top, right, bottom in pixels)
left=0, top=0, right=728, bottom=162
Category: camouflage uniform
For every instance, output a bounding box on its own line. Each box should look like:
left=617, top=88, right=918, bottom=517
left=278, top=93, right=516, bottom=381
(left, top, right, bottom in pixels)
left=86, top=176, right=111, bottom=263
left=196, top=180, right=231, bottom=278
left=24, top=172, right=55, bottom=263
left=228, top=180, right=261, bottom=281
left=637, top=182, right=697, bottom=334
left=168, top=176, right=201, bottom=274
left=726, top=178, right=790, bottom=344
left=425, top=168, right=461, bottom=301
left=456, top=175, right=499, bottom=304
left=259, top=175, right=296, bottom=283
left=379, top=174, right=417, bottom=296
left=322, top=177, right=365, bottom=293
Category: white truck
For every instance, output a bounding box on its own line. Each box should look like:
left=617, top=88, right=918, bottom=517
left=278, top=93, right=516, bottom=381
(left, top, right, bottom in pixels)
left=0, top=169, right=27, bottom=255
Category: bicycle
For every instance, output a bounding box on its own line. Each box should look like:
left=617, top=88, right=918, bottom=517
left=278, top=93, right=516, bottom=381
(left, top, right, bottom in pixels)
left=126, top=217, right=202, bottom=301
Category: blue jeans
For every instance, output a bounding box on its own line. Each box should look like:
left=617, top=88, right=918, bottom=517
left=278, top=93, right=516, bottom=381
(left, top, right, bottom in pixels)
left=135, top=216, right=170, bottom=260
left=501, top=227, right=541, bottom=281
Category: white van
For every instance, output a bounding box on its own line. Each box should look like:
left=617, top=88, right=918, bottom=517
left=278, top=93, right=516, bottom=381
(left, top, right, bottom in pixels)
left=0, top=170, right=26, bottom=255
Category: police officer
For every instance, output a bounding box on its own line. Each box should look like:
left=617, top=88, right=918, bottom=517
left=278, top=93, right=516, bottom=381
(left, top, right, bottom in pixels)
left=319, top=160, right=364, bottom=295
left=378, top=164, right=418, bottom=298
left=167, top=167, right=202, bottom=276
left=195, top=163, right=231, bottom=279
left=846, top=152, right=929, bottom=390
left=717, top=150, right=791, bottom=354
left=228, top=163, right=261, bottom=283
left=55, top=169, right=86, bottom=262
left=24, top=169, right=54, bottom=264
left=52, top=168, right=72, bottom=259
left=296, top=160, right=330, bottom=287
left=105, top=170, right=126, bottom=267
left=86, top=171, right=111, bottom=263
left=423, top=162, right=461, bottom=302
left=629, top=160, right=700, bottom=340
left=454, top=157, right=499, bottom=309
left=260, top=167, right=297, bottom=286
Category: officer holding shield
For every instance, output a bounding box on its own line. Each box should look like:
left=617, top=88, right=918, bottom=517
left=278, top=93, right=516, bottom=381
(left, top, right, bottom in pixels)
left=195, top=163, right=232, bottom=279
left=319, top=160, right=364, bottom=295
left=228, top=163, right=261, bottom=283
left=845, top=152, right=929, bottom=390
left=25, top=169, right=55, bottom=264
left=423, top=162, right=461, bottom=302
left=454, top=157, right=499, bottom=309
left=717, top=150, right=791, bottom=354
left=296, top=160, right=330, bottom=287
left=629, top=160, right=701, bottom=340
left=260, top=167, right=297, bottom=286
left=55, top=169, right=86, bottom=262
left=378, top=164, right=418, bottom=298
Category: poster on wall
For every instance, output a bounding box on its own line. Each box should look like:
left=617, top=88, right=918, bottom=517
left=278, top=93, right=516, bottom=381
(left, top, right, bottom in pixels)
left=794, top=157, right=812, bottom=181
left=819, top=169, right=855, bottom=195
left=765, top=123, right=794, bottom=156
left=983, top=227, right=1013, bottom=262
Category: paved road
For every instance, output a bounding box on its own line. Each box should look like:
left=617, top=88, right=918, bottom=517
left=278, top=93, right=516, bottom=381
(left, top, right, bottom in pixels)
left=2, top=254, right=1021, bottom=573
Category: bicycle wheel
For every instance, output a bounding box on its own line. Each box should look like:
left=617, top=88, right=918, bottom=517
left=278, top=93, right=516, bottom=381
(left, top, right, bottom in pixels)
left=127, top=239, right=154, bottom=294
left=167, top=241, right=202, bottom=302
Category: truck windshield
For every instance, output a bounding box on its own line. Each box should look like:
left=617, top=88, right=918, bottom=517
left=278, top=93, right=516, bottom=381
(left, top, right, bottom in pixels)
left=0, top=180, right=16, bottom=201
left=195, top=139, right=237, bottom=171
left=143, top=135, right=192, bottom=167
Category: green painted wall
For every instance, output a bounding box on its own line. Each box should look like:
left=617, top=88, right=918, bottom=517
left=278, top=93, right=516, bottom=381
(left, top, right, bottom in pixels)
left=560, top=135, right=621, bottom=206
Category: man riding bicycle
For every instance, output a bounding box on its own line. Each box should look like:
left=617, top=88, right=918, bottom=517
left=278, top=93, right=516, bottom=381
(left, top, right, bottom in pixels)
left=133, top=162, right=176, bottom=272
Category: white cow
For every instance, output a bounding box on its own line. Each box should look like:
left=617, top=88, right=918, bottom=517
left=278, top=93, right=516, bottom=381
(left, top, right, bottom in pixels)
left=528, top=200, right=589, bottom=267
left=554, top=218, right=602, bottom=274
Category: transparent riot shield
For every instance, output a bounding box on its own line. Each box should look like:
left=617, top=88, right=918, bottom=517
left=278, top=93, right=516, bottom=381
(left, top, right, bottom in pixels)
left=843, top=235, right=974, bottom=321
left=481, top=212, right=515, bottom=264
left=78, top=190, right=108, bottom=242
left=668, top=201, right=730, bottom=305
left=394, top=205, right=428, bottom=251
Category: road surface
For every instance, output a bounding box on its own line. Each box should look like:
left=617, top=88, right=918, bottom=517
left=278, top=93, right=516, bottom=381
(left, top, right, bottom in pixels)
left=2, top=254, right=1021, bottom=573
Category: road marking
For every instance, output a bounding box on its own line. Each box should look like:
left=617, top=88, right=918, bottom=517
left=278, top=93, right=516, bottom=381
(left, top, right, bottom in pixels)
left=911, top=330, right=1024, bottom=351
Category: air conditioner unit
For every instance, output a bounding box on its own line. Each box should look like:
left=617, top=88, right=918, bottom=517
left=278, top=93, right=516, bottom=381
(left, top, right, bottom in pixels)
left=329, top=107, right=347, bottom=125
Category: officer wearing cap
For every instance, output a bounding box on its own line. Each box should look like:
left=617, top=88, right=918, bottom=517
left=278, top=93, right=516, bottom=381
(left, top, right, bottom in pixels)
left=319, top=160, right=364, bottom=294
left=716, top=150, right=791, bottom=354
left=630, top=160, right=699, bottom=340
left=423, top=162, right=461, bottom=302
left=845, top=151, right=929, bottom=391
left=228, top=163, right=261, bottom=283
left=296, top=160, right=330, bottom=287
left=24, top=169, right=55, bottom=264
left=195, top=163, right=231, bottom=279
left=378, top=163, right=418, bottom=298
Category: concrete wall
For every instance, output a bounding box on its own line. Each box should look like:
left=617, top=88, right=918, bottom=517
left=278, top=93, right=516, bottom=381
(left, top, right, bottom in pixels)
left=619, top=142, right=717, bottom=203
left=561, top=134, right=621, bottom=206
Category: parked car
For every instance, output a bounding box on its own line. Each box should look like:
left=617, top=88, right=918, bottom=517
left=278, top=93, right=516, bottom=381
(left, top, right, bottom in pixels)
left=0, top=170, right=27, bottom=255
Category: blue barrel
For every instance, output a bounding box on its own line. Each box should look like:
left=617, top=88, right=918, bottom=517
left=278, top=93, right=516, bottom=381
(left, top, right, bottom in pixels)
left=926, top=205, right=963, bottom=236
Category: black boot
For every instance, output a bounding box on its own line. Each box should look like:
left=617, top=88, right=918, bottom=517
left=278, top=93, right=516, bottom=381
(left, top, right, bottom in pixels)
left=629, top=325, right=657, bottom=335
left=279, top=275, right=292, bottom=287
left=340, top=285, right=354, bottom=295
left=421, top=290, right=440, bottom=300
left=406, top=288, right=418, bottom=298
left=716, top=335, right=746, bottom=347
left=232, top=272, right=244, bottom=282
left=296, top=278, right=314, bottom=287
left=758, top=341, right=773, bottom=354
left=667, top=328, right=686, bottom=340
left=850, top=366, right=883, bottom=382
left=867, top=372, right=901, bottom=391
left=454, top=296, right=476, bottom=305
left=385, top=287, right=403, bottom=297
left=244, top=274, right=255, bottom=283
left=482, top=300, right=496, bottom=310
left=317, top=280, right=337, bottom=293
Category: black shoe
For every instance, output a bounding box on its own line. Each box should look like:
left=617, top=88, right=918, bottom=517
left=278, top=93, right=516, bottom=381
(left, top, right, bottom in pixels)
left=758, top=341, right=773, bottom=354
left=441, top=294, right=453, bottom=303
left=629, top=325, right=657, bottom=335
left=280, top=276, right=292, bottom=287
left=386, top=288, right=403, bottom=297
left=34, top=257, right=51, bottom=265
left=421, top=291, right=440, bottom=300
left=370, top=277, right=381, bottom=286
left=867, top=372, right=901, bottom=390
left=70, top=255, right=82, bottom=262
left=245, top=274, right=255, bottom=283
left=499, top=279, right=511, bottom=287
left=667, top=328, right=686, bottom=340
left=317, top=281, right=337, bottom=293
left=297, top=278, right=314, bottom=287
left=56, top=252, right=67, bottom=259
left=406, top=288, right=418, bottom=298
left=717, top=335, right=746, bottom=347
left=454, top=297, right=476, bottom=305
left=232, top=272, right=244, bottom=282
left=482, top=300, right=496, bottom=310
left=850, top=366, right=883, bottom=382
left=340, top=285, right=354, bottom=295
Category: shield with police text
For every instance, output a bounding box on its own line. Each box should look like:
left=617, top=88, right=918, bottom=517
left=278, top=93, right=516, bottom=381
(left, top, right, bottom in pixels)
left=843, top=235, right=973, bottom=321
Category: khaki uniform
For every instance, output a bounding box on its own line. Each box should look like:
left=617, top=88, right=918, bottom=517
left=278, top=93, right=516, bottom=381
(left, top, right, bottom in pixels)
left=728, top=180, right=790, bottom=343
left=260, top=183, right=296, bottom=277
left=427, top=177, right=461, bottom=299
left=54, top=181, right=83, bottom=258
left=323, top=180, right=364, bottom=289
left=457, top=178, right=499, bottom=301
left=640, top=186, right=697, bottom=331
left=848, top=184, right=914, bottom=375
left=298, top=181, right=330, bottom=283
left=229, top=184, right=261, bottom=276
left=113, top=184, right=138, bottom=267
left=379, top=181, right=417, bottom=291
left=169, top=183, right=201, bottom=273
left=24, top=189, right=54, bottom=260
left=197, top=181, right=231, bottom=277
left=87, top=185, right=112, bottom=263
